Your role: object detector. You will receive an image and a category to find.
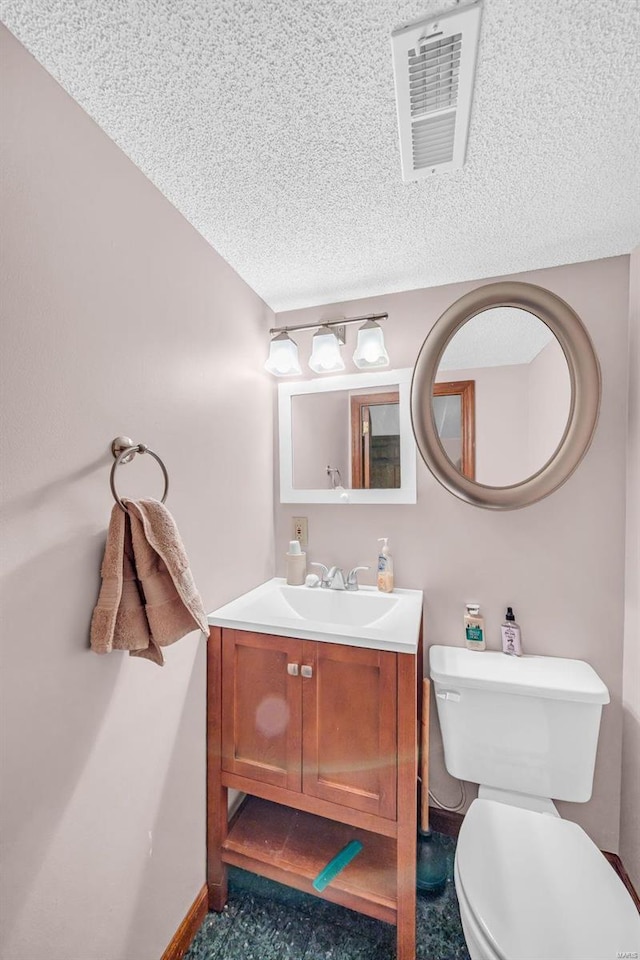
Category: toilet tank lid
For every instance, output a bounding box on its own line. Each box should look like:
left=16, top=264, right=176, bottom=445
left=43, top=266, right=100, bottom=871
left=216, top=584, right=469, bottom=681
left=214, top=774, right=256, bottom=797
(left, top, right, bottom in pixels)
left=429, top=646, right=609, bottom=704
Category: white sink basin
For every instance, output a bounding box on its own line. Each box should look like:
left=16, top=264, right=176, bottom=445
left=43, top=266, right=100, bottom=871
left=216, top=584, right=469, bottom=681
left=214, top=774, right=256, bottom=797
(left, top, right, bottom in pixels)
left=281, top=586, right=399, bottom=626
left=208, top=578, right=423, bottom=653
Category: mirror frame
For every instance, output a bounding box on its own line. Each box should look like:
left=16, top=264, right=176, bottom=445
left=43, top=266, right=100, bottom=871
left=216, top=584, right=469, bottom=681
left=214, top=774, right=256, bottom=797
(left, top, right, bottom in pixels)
left=411, top=281, right=601, bottom=510
left=279, top=368, right=417, bottom=504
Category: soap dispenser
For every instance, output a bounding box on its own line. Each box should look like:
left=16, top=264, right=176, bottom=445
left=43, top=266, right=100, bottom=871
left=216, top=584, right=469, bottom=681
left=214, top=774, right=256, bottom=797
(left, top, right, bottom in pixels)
left=464, top=604, right=485, bottom=651
left=377, top=538, right=394, bottom=593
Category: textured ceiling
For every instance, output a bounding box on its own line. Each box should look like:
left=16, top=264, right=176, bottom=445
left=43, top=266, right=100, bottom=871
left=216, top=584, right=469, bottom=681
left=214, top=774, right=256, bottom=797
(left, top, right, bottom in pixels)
left=2, top=0, right=639, bottom=312
left=439, top=307, right=554, bottom=369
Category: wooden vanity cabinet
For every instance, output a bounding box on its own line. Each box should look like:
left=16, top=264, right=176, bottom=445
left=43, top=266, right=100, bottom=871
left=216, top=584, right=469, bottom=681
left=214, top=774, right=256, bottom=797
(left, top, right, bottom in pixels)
left=221, top=630, right=398, bottom=818
left=221, top=631, right=303, bottom=792
left=208, top=625, right=421, bottom=960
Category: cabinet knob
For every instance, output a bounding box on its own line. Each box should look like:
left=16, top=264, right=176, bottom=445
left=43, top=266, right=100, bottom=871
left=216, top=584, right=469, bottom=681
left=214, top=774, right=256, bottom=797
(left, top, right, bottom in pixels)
left=287, top=663, right=300, bottom=676
left=301, top=665, right=313, bottom=678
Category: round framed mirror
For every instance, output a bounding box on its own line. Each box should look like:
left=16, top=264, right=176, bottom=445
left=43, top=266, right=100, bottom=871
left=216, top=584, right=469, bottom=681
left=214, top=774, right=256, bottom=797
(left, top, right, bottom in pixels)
left=410, top=282, right=601, bottom=509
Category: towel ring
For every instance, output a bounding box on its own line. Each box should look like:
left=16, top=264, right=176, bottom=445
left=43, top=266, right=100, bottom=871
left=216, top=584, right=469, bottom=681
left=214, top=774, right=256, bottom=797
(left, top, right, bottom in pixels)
left=110, top=436, right=169, bottom=512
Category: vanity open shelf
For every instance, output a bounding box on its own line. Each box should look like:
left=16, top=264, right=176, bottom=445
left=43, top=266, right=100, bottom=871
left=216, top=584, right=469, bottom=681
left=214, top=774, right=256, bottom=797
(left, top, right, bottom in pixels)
left=222, top=796, right=397, bottom=922
left=206, top=587, right=423, bottom=960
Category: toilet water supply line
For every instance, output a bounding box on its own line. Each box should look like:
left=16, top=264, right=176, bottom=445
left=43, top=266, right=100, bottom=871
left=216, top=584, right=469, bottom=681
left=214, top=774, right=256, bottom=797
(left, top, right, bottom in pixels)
left=420, top=775, right=467, bottom=813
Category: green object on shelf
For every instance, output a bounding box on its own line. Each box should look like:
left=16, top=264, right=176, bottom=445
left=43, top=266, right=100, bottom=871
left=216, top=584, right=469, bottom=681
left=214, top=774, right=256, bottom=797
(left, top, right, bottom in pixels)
left=313, top=840, right=363, bottom=892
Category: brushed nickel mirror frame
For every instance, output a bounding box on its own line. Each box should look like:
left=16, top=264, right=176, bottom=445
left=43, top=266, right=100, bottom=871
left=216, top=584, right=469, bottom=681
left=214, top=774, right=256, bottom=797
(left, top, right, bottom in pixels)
left=410, top=281, right=601, bottom=510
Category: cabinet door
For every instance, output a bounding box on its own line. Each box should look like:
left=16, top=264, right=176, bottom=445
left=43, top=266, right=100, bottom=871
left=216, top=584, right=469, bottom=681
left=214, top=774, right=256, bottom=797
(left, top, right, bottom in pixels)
left=221, top=630, right=302, bottom=791
left=302, top=642, right=397, bottom=819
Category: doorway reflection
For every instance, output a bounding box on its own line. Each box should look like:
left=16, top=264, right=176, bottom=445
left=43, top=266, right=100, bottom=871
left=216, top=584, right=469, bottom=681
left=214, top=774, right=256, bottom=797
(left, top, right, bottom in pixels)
left=432, top=380, right=476, bottom=479
left=350, top=392, right=401, bottom=489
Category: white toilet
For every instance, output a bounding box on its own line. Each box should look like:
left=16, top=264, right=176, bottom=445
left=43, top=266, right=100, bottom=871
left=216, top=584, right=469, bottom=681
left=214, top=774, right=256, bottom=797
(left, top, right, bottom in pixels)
left=430, top=645, right=640, bottom=960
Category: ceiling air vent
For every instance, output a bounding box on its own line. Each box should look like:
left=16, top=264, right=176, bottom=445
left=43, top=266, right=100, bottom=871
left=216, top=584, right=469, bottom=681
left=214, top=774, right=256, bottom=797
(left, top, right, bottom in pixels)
left=391, top=2, right=482, bottom=182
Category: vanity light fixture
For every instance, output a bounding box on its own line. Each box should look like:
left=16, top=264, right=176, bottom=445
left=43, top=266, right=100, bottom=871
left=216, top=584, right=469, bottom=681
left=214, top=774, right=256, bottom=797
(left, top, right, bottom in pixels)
left=309, top=325, right=345, bottom=373
left=265, top=313, right=390, bottom=377
left=353, top=319, right=390, bottom=368
left=264, top=331, right=302, bottom=377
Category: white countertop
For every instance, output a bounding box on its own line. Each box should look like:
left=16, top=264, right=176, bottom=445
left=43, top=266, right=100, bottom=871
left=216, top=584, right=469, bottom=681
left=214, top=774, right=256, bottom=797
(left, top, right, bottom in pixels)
left=208, top=577, right=423, bottom=654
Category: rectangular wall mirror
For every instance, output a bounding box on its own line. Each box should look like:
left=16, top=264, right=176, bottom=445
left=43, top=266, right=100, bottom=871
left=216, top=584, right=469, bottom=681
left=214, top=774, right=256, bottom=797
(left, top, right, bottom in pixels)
left=278, top=369, right=417, bottom=504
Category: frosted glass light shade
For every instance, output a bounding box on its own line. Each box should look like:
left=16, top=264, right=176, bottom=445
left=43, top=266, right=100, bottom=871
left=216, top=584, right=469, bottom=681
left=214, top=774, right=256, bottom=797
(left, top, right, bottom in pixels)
left=264, top=332, right=302, bottom=377
left=308, top=326, right=345, bottom=373
left=353, top=320, right=389, bottom=368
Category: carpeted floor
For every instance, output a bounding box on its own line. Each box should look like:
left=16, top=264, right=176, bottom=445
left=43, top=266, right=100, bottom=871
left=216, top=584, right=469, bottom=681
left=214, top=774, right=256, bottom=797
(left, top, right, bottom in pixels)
left=185, top=832, right=469, bottom=960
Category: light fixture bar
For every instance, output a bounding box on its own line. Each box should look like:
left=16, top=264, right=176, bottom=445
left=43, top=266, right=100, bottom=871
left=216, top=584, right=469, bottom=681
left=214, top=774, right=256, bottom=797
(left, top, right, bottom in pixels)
left=269, top=313, right=388, bottom=336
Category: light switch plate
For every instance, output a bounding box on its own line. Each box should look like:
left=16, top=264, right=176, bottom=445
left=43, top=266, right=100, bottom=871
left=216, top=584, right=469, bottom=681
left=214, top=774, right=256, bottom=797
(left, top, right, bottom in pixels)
left=292, top=517, right=308, bottom=548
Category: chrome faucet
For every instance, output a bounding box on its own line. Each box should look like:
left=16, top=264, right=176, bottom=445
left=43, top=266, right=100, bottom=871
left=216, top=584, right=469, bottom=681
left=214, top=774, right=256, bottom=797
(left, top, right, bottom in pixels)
left=327, top=566, right=346, bottom=590
left=309, top=562, right=330, bottom=587
left=310, top=563, right=370, bottom=591
left=346, top=566, right=370, bottom=591
left=310, top=563, right=345, bottom=589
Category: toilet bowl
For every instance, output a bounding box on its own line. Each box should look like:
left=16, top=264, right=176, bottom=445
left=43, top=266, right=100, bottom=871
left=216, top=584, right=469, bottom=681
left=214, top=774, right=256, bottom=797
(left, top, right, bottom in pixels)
left=454, top=860, right=500, bottom=960
left=455, top=799, right=640, bottom=960
left=429, top=646, right=640, bottom=960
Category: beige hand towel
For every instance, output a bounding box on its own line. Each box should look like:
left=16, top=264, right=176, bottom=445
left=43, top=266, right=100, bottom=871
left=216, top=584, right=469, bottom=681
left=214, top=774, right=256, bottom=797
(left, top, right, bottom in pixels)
left=90, top=505, right=152, bottom=657
left=126, top=499, right=210, bottom=663
left=90, top=499, right=209, bottom=665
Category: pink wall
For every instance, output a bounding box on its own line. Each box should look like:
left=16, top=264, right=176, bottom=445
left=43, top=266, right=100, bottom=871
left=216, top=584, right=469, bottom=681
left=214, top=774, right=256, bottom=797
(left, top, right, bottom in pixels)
left=292, top=391, right=348, bottom=489
left=621, top=245, right=640, bottom=887
left=0, top=27, right=274, bottom=960
left=528, top=337, right=572, bottom=474
left=275, top=255, right=630, bottom=853
left=435, top=338, right=570, bottom=486
left=436, top=363, right=530, bottom=485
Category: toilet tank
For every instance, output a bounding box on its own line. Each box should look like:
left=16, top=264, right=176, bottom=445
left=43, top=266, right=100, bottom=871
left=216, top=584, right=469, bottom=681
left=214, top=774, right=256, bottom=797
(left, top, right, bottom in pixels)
left=429, top=646, right=610, bottom=802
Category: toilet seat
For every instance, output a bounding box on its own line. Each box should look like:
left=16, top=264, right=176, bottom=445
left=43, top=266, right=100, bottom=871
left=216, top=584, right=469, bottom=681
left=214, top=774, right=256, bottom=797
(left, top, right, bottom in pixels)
left=454, top=862, right=501, bottom=960
left=455, top=799, right=640, bottom=960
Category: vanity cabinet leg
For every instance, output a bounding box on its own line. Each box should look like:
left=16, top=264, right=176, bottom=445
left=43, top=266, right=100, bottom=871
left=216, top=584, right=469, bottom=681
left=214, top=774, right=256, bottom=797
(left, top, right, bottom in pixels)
left=396, top=868, right=417, bottom=960
left=208, top=855, right=228, bottom=911
left=207, top=779, right=228, bottom=911
left=208, top=882, right=228, bottom=913
left=396, top=651, right=418, bottom=959
left=207, top=627, right=228, bottom=911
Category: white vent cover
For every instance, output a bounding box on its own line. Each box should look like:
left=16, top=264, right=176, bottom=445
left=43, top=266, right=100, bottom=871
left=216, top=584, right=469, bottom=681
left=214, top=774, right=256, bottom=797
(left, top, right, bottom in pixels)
left=391, top=2, right=482, bottom=182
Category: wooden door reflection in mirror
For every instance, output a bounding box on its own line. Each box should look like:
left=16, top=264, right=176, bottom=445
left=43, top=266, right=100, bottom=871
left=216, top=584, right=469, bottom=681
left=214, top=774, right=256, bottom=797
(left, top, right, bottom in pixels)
left=351, top=392, right=401, bottom=489
left=432, top=380, right=476, bottom=480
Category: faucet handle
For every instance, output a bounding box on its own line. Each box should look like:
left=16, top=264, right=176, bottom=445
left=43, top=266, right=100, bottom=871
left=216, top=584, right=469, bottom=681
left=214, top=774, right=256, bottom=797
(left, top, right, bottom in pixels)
left=310, top=562, right=330, bottom=587
left=346, top=566, right=370, bottom=590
